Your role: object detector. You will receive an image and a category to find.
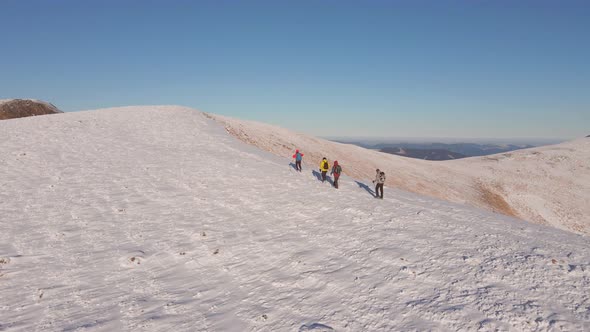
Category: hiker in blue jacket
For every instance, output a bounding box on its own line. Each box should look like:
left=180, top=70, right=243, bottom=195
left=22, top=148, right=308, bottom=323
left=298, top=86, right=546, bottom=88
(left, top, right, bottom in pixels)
left=292, top=149, right=304, bottom=172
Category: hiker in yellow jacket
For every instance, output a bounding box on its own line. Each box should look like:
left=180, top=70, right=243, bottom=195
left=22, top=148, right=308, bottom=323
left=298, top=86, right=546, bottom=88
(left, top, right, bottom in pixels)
left=319, top=157, right=329, bottom=182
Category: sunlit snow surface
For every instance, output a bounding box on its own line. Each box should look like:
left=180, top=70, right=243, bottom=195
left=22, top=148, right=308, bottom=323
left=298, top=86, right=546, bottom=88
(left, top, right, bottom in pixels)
left=212, top=114, right=590, bottom=235
left=1, top=106, right=589, bottom=331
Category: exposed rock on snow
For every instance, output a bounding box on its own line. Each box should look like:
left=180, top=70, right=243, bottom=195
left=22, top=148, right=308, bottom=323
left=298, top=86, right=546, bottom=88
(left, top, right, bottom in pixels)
left=1, top=106, right=589, bottom=331
left=0, top=99, right=62, bottom=120
left=211, top=114, right=590, bottom=235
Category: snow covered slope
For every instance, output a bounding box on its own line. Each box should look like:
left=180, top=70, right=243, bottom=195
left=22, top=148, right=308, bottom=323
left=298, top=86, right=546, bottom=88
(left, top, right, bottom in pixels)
left=211, top=114, right=590, bottom=235
left=1, top=106, right=589, bottom=331
left=450, top=140, right=590, bottom=234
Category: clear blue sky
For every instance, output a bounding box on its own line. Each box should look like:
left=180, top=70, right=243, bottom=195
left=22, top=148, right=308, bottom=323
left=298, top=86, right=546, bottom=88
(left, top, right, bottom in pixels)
left=1, top=0, right=588, bottom=139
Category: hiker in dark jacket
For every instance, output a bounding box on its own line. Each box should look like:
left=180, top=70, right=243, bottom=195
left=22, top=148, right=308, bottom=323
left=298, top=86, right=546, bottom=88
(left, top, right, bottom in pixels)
left=292, top=149, right=304, bottom=172
left=319, top=158, right=329, bottom=182
left=372, top=169, right=386, bottom=199
left=330, top=160, right=342, bottom=189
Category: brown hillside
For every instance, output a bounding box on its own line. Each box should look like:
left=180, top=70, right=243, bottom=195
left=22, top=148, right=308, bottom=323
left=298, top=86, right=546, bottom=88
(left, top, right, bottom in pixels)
left=0, top=99, right=62, bottom=120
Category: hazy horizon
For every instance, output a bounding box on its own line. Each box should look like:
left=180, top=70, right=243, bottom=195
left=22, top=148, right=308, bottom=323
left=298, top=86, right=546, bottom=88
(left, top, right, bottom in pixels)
left=325, top=136, right=569, bottom=146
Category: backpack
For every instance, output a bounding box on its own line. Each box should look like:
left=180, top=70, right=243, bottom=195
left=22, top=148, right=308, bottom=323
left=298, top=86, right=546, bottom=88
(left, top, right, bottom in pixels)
left=379, top=172, right=386, bottom=183
left=333, top=165, right=341, bottom=175
left=322, top=161, right=329, bottom=170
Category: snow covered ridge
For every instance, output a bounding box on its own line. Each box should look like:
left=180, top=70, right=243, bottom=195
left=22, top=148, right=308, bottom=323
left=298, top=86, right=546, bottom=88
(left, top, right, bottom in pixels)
left=210, top=113, right=590, bottom=235
left=0, top=98, right=62, bottom=120
left=0, top=106, right=589, bottom=330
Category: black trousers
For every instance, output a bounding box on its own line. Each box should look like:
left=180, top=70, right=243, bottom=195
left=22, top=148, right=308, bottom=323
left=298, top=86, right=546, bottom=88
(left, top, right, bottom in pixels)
left=375, top=183, right=384, bottom=198
left=321, top=171, right=327, bottom=181
left=295, top=160, right=302, bottom=171
left=333, top=175, right=339, bottom=188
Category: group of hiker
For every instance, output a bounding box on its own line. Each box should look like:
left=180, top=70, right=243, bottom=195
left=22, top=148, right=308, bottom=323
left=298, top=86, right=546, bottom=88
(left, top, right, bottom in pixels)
left=292, top=149, right=386, bottom=199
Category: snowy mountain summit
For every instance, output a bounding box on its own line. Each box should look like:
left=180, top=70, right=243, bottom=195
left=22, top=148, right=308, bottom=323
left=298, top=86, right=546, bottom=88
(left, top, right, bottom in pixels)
left=1, top=106, right=589, bottom=331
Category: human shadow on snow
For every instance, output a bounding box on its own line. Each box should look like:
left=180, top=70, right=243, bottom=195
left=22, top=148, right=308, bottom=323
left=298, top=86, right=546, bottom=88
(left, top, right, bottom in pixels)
left=326, top=175, right=333, bottom=186
left=355, top=181, right=375, bottom=196
left=299, top=323, right=334, bottom=331
left=289, top=162, right=299, bottom=171
left=312, top=170, right=333, bottom=185
left=312, top=170, right=322, bottom=181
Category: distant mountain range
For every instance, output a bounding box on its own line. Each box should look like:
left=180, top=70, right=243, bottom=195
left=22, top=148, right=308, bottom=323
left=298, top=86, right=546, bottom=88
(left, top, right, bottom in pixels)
left=380, top=147, right=466, bottom=160
left=336, top=141, right=536, bottom=160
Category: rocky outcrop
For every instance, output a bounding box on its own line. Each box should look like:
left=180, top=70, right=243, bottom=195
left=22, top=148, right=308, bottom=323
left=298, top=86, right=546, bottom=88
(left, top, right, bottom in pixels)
left=0, top=99, right=62, bottom=120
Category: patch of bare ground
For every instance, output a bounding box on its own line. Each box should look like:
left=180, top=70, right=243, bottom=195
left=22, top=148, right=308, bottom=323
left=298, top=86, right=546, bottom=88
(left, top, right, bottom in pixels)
left=476, top=182, right=519, bottom=218
left=0, top=99, right=61, bottom=120
left=225, top=126, right=259, bottom=147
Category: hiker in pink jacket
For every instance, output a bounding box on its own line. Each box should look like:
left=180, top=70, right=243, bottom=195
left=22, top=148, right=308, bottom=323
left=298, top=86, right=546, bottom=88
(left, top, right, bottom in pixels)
left=292, top=149, right=304, bottom=172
